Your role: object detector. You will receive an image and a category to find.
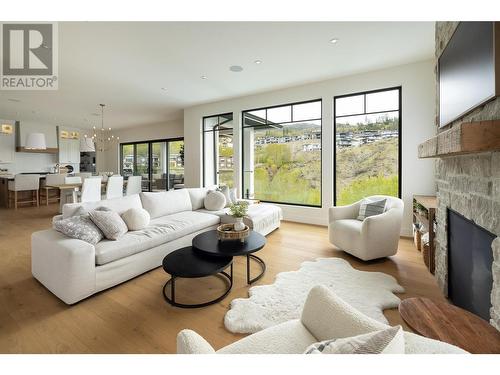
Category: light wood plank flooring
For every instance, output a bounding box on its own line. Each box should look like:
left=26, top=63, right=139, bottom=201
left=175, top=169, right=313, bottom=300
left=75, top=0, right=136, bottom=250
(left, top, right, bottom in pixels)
left=0, top=204, right=444, bottom=353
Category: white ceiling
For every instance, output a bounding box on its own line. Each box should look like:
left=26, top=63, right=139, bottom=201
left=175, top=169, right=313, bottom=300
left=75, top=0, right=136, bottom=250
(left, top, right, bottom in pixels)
left=0, top=22, right=434, bottom=130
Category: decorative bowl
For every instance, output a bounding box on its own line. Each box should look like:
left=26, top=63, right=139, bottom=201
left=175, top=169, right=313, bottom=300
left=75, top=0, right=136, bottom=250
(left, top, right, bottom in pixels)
left=217, top=223, right=249, bottom=242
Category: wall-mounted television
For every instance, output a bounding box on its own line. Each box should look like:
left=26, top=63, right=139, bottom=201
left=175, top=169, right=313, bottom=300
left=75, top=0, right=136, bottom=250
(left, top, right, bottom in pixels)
left=439, top=22, right=499, bottom=128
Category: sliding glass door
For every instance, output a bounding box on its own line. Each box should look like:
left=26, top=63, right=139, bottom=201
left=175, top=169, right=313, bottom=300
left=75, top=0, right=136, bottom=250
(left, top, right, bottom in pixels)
left=120, top=138, right=184, bottom=192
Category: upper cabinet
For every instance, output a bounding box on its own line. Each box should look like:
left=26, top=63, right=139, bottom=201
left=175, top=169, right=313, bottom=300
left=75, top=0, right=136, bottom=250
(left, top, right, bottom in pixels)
left=58, top=127, right=81, bottom=164
left=0, top=120, right=16, bottom=163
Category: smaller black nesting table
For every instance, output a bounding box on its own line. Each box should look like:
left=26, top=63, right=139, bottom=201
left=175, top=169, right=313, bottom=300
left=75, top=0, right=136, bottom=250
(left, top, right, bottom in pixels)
left=192, top=230, right=267, bottom=284
left=162, top=246, right=233, bottom=308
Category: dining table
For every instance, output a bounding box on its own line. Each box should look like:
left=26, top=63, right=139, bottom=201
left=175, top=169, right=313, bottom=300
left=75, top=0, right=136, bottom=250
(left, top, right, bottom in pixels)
left=46, top=180, right=127, bottom=213
left=45, top=183, right=84, bottom=213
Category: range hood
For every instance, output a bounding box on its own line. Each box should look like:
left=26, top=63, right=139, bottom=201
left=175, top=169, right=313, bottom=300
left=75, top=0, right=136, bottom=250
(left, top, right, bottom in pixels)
left=15, top=122, right=58, bottom=154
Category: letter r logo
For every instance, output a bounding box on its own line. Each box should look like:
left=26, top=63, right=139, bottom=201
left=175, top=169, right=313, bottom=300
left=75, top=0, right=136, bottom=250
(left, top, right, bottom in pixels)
left=2, top=24, right=53, bottom=76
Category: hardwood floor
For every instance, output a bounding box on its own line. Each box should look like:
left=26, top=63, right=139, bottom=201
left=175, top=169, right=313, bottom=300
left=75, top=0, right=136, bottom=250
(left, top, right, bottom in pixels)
left=0, top=204, right=445, bottom=353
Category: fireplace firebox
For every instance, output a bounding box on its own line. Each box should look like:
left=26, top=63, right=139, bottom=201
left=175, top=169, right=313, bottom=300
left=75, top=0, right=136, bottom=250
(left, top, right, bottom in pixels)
left=448, top=208, right=495, bottom=321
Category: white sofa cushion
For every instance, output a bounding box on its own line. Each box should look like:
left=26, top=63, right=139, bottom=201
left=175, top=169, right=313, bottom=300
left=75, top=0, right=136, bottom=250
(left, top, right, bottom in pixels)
left=186, top=187, right=208, bottom=210
left=140, top=189, right=193, bottom=219
left=219, top=203, right=283, bottom=235
left=121, top=208, right=151, bottom=231
left=62, top=194, right=143, bottom=219
left=94, top=211, right=219, bottom=265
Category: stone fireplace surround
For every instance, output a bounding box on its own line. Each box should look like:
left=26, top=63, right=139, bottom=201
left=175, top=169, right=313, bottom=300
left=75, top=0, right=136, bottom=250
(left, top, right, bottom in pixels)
left=434, top=22, right=500, bottom=330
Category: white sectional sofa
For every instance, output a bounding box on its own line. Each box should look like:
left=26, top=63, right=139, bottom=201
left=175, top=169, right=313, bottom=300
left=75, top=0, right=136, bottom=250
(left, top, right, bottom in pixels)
left=31, top=188, right=282, bottom=304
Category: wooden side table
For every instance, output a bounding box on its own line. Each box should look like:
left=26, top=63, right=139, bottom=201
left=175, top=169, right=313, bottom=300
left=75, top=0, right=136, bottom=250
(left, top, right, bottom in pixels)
left=413, top=195, right=437, bottom=274
left=399, top=297, right=500, bottom=354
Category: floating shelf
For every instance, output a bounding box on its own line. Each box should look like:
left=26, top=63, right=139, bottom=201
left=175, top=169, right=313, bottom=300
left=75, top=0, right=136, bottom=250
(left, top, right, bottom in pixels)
left=418, top=120, right=500, bottom=158
left=16, top=147, right=59, bottom=154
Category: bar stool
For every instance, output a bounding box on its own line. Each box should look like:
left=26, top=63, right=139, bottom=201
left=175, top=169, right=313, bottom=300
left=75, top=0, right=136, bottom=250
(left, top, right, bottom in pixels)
left=8, top=174, right=40, bottom=209
left=40, top=174, right=66, bottom=205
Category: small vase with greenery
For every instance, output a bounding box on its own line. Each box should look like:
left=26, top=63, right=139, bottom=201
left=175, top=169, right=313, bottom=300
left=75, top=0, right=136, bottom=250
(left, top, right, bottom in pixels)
left=229, top=201, right=249, bottom=231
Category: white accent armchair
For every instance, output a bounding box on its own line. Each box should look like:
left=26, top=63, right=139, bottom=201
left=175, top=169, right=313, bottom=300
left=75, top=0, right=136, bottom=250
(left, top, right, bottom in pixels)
left=176, top=285, right=466, bottom=354
left=328, top=195, right=404, bottom=261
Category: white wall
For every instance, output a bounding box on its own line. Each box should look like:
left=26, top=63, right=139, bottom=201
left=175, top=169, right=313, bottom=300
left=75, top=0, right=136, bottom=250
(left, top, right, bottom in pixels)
left=102, top=119, right=184, bottom=173
left=184, top=60, right=437, bottom=235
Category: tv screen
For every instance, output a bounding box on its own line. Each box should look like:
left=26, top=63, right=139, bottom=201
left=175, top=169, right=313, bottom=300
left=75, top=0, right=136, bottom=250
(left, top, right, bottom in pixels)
left=439, top=22, right=496, bottom=127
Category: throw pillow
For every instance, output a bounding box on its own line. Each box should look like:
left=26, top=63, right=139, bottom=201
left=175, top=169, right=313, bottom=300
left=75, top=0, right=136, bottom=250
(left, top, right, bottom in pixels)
left=54, top=215, right=104, bottom=245
left=121, top=208, right=150, bottom=231
left=304, top=325, right=405, bottom=354
left=204, top=190, right=226, bottom=211
left=357, top=198, right=387, bottom=221
left=89, top=210, right=128, bottom=240
left=217, top=186, right=232, bottom=207
left=229, top=188, right=237, bottom=204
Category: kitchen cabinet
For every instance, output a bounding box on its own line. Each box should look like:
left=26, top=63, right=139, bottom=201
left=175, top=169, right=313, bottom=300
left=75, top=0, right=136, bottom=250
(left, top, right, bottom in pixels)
left=0, top=133, right=15, bottom=163
left=58, top=138, right=80, bottom=164
left=0, top=120, right=15, bottom=163
left=0, top=177, right=9, bottom=207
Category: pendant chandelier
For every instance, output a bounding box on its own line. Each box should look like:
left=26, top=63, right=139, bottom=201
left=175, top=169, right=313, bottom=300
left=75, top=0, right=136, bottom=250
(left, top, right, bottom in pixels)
left=84, top=104, right=119, bottom=152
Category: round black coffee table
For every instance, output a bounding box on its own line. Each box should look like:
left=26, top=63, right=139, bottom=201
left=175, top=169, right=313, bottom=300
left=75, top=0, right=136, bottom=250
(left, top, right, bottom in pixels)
left=162, top=246, right=233, bottom=308
left=192, top=230, right=266, bottom=284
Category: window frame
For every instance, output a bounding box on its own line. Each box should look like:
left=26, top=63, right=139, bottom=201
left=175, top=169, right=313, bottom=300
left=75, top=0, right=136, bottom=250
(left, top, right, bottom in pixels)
left=202, top=112, right=234, bottom=187
left=241, top=98, right=323, bottom=208
left=333, top=86, right=402, bottom=206
left=119, top=137, right=184, bottom=192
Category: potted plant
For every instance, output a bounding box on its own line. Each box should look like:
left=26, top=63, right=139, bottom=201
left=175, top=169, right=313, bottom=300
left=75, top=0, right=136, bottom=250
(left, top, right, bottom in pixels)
left=229, top=201, right=249, bottom=231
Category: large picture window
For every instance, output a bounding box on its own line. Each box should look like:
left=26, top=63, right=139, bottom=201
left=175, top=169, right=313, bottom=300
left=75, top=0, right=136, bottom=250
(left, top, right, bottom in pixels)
left=202, top=113, right=234, bottom=187
left=242, top=100, right=322, bottom=207
left=334, top=87, right=401, bottom=206
left=120, top=138, right=184, bottom=192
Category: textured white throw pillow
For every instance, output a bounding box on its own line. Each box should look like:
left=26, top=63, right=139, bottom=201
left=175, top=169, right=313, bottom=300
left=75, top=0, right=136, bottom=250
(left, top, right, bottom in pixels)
left=88, top=210, right=128, bottom=240
left=229, top=188, right=237, bottom=203
left=218, top=186, right=232, bottom=207
left=304, top=325, right=405, bottom=354
left=121, top=207, right=150, bottom=231
left=204, top=190, right=226, bottom=211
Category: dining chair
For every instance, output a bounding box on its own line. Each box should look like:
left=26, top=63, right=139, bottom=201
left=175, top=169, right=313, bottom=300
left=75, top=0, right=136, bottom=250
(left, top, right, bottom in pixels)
left=105, top=176, right=124, bottom=200
left=61, top=176, right=83, bottom=204
left=8, top=174, right=40, bottom=209
left=125, top=175, right=142, bottom=195
left=41, top=174, right=66, bottom=205
left=80, top=176, right=102, bottom=203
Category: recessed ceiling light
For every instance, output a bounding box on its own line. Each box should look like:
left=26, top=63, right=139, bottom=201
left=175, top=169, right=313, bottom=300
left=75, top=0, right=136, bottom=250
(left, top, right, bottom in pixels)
left=161, top=87, right=167, bottom=91
left=229, top=65, right=243, bottom=72
left=330, top=38, right=339, bottom=44
left=254, top=60, right=262, bottom=65
left=201, top=75, right=208, bottom=80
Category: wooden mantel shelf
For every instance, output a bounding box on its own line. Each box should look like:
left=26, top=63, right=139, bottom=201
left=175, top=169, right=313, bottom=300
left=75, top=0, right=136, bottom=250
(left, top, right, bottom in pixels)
left=418, top=120, right=500, bottom=158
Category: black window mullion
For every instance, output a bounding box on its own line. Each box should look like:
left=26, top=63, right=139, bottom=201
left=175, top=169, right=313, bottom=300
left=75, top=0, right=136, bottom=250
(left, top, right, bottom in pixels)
left=166, top=141, right=170, bottom=191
